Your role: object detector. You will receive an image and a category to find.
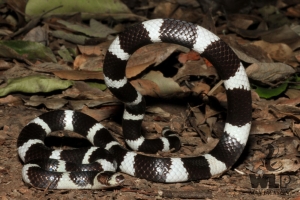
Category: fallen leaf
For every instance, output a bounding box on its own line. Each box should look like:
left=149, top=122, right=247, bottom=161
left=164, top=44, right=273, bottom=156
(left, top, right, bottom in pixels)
left=173, top=60, right=217, bottom=82
left=146, top=107, right=171, bottom=118
left=143, top=71, right=183, bottom=97
left=57, top=19, right=116, bottom=38
left=254, top=82, right=288, bottom=99
left=53, top=70, right=103, bottom=80
left=131, top=79, right=160, bottom=97
left=261, top=25, right=300, bottom=50
left=178, top=51, right=201, bottom=64
left=0, top=95, right=22, bottom=106
left=57, top=46, right=74, bottom=63
left=0, top=75, right=73, bottom=97
left=24, top=95, right=68, bottom=109
left=127, top=43, right=189, bottom=78
left=77, top=41, right=110, bottom=56
left=73, top=55, right=104, bottom=71
left=191, top=82, right=210, bottom=94
left=25, top=0, right=133, bottom=20
left=51, top=30, right=88, bottom=45
left=250, top=120, right=291, bottom=135
left=61, top=81, right=107, bottom=99
left=286, top=4, right=300, bottom=18
left=252, top=40, right=293, bottom=62
left=228, top=14, right=263, bottom=30
left=29, top=62, right=72, bottom=72
left=0, top=40, right=57, bottom=62
left=22, top=26, right=48, bottom=44
left=82, top=105, right=120, bottom=121
left=246, top=62, right=295, bottom=82
left=285, top=89, right=300, bottom=99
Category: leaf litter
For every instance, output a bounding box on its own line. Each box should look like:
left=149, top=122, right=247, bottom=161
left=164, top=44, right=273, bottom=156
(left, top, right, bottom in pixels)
left=0, top=0, right=300, bottom=200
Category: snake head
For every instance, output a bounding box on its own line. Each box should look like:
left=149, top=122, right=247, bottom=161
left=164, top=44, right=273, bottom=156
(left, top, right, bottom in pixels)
left=96, top=171, right=124, bottom=187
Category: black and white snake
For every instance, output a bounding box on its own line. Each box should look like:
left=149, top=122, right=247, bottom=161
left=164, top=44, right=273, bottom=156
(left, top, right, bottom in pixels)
left=17, top=19, right=252, bottom=189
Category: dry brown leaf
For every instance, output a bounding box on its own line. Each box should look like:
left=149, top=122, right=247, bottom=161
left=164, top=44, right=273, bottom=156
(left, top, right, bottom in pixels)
left=252, top=99, right=278, bottom=121
left=57, top=82, right=118, bottom=110
left=127, top=43, right=189, bottom=78
left=24, top=95, right=67, bottom=109
left=225, top=39, right=272, bottom=63
left=134, top=75, right=186, bottom=97
left=0, top=59, right=13, bottom=70
left=146, top=107, right=171, bottom=118
left=23, top=26, right=48, bottom=44
left=74, top=54, right=89, bottom=69
left=143, top=71, right=183, bottom=97
left=252, top=40, right=293, bottom=62
left=151, top=1, right=179, bottom=18
left=250, top=120, right=291, bottom=135
left=205, top=105, right=220, bottom=119
left=173, top=60, right=218, bottom=82
left=73, top=55, right=104, bottom=71
left=206, top=117, right=217, bottom=133
left=53, top=70, right=103, bottom=80
left=286, top=4, right=300, bottom=17
left=276, top=97, right=300, bottom=106
left=293, top=124, right=300, bottom=138
left=0, top=95, right=22, bottom=106
left=131, top=79, right=160, bottom=97
left=246, top=62, right=295, bottom=82
left=73, top=42, right=111, bottom=71
left=61, top=81, right=106, bottom=99
left=261, top=25, right=300, bottom=50
left=81, top=105, right=120, bottom=121
left=77, top=41, right=110, bottom=56
left=228, top=14, right=262, bottom=30
left=285, top=89, right=300, bottom=99
left=126, top=58, right=156, bottom=78
left=178, top=51, right=201, bottom=64
left=295, top=51, right=300, bottom=62
left=190, top=106, right=206, bottom=125
left=275, top=101, right=300, bottom=114
left=30, top=62, right=71, bottom=72
left=191, top=82, right=210, bottom=94
left=269, top=104, right=300, bottom=120
left=226, top=17, right=268, bottom=39
left=193, top=133, right=218, bottom=155
left=69, top=99, right=118, bottom=110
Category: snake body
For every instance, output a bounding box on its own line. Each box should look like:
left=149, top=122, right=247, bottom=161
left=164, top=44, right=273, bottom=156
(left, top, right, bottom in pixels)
left=17, top=19, right=252, bottom=189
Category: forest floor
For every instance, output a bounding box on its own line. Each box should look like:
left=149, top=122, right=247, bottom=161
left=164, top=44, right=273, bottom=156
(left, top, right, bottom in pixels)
left=1, top=0, right=300, bottom=199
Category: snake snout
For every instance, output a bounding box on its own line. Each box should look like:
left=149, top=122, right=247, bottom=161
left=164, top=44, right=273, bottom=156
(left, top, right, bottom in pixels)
left=97, top=171, right=124, bottom=186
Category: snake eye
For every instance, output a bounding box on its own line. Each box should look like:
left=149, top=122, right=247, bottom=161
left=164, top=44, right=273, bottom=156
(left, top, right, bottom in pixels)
left=108, top=173, right=124, bottom=186
left=114, top=174, right=125, bottom=184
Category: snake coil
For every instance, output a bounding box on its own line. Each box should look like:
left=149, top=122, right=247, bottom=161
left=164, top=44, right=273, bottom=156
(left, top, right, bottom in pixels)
left=17, top=19, right=252, bottom=189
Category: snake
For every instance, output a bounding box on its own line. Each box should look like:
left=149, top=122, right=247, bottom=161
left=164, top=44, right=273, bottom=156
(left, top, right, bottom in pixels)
left=17, top=18, right=252, bottom=189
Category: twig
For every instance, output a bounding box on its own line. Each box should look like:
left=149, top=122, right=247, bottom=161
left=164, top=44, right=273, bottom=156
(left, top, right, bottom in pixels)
left=158, top=189, right=213, bottom=199
left=207, top=80, right=224, bottom=96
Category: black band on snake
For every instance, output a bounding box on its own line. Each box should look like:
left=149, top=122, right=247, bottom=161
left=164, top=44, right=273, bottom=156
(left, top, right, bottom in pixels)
left=17, top=19, right=252, bottom=189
